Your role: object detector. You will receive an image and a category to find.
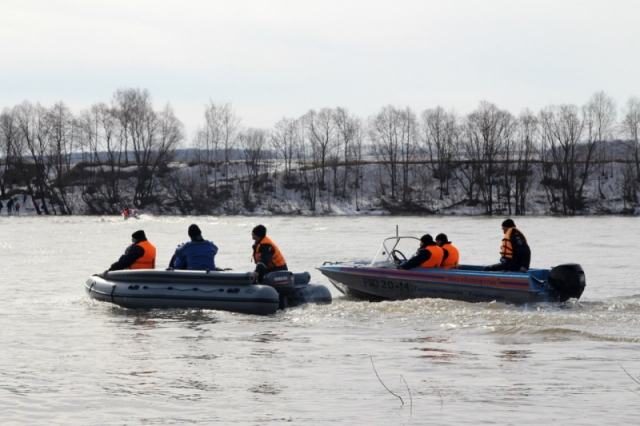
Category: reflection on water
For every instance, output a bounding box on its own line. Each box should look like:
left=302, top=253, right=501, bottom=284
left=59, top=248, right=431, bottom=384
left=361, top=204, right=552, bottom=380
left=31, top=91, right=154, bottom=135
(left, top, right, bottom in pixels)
left=248, top=382, right=286, bottom=395
left=248, top=331, right=292, bottom=344
left=415, top=347, right=456, bottom=361
left=497, top=350, right=533, bottom=361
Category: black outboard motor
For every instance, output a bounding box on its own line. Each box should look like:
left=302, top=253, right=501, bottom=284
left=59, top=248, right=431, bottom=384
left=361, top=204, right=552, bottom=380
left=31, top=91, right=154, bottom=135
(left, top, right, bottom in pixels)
left=263, top=271, right=296, bottom=295
left=548, top=263, right=586, bottom=302
left=263, top=271, right=331, bottom=309
left=293, top=272, right=311, bottom=285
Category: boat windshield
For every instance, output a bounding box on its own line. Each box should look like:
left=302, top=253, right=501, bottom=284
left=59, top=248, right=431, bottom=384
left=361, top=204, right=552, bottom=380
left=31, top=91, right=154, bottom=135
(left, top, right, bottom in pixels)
left=370, top=236, right=421, bottom=267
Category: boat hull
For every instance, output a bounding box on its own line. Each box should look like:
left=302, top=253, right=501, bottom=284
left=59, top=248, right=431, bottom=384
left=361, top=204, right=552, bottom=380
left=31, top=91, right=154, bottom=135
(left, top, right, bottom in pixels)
left=317, top=264, right=568, bottom=304
left=86, top=269, right=332, bottom=315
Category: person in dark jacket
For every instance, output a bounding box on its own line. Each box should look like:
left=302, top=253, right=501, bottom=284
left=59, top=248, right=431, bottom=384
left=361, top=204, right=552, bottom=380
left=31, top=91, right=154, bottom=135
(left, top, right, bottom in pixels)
left=484, top=219, right=531, bottom=272
left=170, top=224, right=218, bottom=271
left=251, top=224, right=288, bottom=283
left=103, top=230, right=157, bottom=275
left=398, top=234, right=444, bottom=269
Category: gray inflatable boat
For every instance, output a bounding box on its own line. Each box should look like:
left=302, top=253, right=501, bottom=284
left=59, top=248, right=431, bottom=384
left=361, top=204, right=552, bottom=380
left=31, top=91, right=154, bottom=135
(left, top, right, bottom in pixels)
left=85, top=269, right=332, bottom=315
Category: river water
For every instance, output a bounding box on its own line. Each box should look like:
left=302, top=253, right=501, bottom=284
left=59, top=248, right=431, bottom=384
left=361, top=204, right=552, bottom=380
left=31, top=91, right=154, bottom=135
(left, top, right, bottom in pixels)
left=1, top=215, right=638, bottom=425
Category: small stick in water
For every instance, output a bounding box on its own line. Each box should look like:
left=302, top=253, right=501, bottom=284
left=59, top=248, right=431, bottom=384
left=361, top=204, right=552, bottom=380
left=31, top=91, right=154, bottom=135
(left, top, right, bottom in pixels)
left=370, top=355, right=404, bottom=406
left=400, top=375, right=412, bottom=409
left=620, top=364, right=640, bottom=397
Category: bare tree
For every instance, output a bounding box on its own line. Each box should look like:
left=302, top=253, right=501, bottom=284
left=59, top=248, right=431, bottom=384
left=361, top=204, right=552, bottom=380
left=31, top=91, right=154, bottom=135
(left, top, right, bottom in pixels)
left=78, top=102, right=127, bottom=213
left=218, top=103, right=241, bottom=178
left=14, top=102, right=54, bottom=213
left=621, top=96, right=640, bottom=204
left=329, top=108, right=355, bottom=198
left=45, top=102, right=77, bottom=214
left=419, top=107, right=459, bottom=200
left=583, top=91, right=617, bottom=199
left=0, top=108, right=20, bottom=197
left=369, top=106, right=401, bottom=200
left=398, top=107, right=418, bottom=203
left=622, top=96, right=640, bottom=182
left=111, top=89, right=183, bottom=207
left=349, top=119, right=366, bottom=211
left=236, top=128, right=267, bottom=208
left=271, top=117, right=299, bottom=184
left=463, top=101, right=515, bottom=215
left=112, top=88, right=138, bottom=164
left=333, top=108, right=363, bottom=200
left=295, top=119, right=318, bottom=211
left=303, top=108, right=335, bottom=191
left=454, top=131, right=482, bottom=207
left=511, top=110, right=538, bottom=215
left=539, top=104, right=594, bottom=214
left=162, top=165, right=215, bottom=214
left=194, top=101, right=241, bottom=198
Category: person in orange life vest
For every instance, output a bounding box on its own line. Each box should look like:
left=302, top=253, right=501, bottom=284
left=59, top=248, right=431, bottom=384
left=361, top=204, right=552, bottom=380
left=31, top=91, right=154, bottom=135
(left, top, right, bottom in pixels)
left=435, top=233, right=459, bottom=269
left=103, top=230, right=156, bottom=276
left=398, top=234, right=444, bottom=269
left=251, top=224, right=287, bottom=283
left=484, top=218, right=530, bottom=272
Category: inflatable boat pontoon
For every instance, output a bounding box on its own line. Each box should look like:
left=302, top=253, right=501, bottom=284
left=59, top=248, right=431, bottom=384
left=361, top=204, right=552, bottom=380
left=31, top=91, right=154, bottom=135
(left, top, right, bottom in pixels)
left=86, top=269, right=332, bottom=315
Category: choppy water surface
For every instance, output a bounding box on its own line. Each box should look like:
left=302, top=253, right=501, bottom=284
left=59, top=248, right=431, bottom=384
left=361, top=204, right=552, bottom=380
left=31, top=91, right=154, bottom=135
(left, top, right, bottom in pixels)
left=1, top=215, right=639, bottom=425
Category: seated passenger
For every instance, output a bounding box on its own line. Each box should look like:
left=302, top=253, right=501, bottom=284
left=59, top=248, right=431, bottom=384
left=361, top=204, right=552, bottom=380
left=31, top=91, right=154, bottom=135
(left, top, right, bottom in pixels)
left=103, top=230, right=156, bottom=275
left=484, top=219, right=530, bottom=272
left=251, top=224, right=288, bottom=283
left=398, top=234, right=444, bottom=269
left=435, top=233, right=459, bottom=269
left=170, top=224, right=218, bottom=271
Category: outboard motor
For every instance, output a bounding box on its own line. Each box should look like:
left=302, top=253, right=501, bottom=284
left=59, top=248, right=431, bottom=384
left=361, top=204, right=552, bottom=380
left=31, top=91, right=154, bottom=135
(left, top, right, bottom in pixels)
left=263, top=271, right=296, bottom=295
left=293, top=271, right=311, bottom=285
left=548, top=263, right=586, bottom=302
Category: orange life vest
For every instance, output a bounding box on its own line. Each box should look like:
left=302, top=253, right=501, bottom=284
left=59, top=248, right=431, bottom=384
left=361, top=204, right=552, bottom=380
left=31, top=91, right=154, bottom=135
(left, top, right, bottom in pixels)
left=128, top=240, right=156, bottom=269
left=440, top=243, right=459, bottom=269
left=253, top=236, right=286, bottom=270
left=418, top=245, right=444, bottom=268
left=500, top=227, right=527, bottom=259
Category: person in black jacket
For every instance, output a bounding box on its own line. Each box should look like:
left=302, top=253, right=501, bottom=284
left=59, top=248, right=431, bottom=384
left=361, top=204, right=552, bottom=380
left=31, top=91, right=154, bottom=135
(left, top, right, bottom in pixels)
left=251, top=225, right=288, bottom=283
left=398, top=234, right=444, bottom=269
left=103, top=230, right=152, bottom=275
left=484, top=219, right=531, bottom=272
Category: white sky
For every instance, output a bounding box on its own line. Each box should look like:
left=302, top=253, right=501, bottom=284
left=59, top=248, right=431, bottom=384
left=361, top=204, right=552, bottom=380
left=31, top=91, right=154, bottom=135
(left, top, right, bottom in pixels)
left=2, top=0, right=639, bottom=139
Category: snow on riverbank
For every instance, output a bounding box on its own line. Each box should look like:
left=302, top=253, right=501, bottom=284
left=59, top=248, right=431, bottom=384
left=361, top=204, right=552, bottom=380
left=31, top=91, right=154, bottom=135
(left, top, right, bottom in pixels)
left=2, top=160, right=639, bottom=216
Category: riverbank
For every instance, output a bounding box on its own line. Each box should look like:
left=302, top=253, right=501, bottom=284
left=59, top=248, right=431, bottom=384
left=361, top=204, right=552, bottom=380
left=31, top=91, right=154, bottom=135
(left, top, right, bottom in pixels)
left=3, top=158, right=640, bottom=216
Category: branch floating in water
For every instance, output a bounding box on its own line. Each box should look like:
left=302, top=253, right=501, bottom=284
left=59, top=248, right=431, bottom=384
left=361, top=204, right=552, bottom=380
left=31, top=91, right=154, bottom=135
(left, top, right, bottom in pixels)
left=400, top=375, right=412, bottom=409
left=370, top=355, right=404, bottom=406
left=620, top=364, right=640, bottom=397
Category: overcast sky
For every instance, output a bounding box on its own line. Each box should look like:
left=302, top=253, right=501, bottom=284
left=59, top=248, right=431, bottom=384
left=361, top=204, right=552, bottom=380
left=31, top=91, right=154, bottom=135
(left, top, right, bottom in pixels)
left=2, top=0, right=639, bottom=139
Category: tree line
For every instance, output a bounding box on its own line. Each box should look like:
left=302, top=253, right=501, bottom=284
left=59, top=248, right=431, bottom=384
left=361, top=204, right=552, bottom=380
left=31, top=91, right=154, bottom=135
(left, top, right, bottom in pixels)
left=1, top=89, right=639, bottom=216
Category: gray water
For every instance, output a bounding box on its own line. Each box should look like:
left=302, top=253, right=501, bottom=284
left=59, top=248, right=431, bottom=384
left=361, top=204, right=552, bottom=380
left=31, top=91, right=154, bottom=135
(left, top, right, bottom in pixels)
left=1, top=215, right=639, bottom=425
